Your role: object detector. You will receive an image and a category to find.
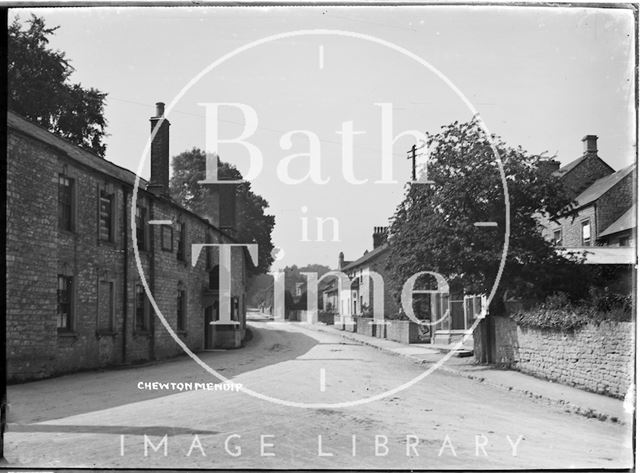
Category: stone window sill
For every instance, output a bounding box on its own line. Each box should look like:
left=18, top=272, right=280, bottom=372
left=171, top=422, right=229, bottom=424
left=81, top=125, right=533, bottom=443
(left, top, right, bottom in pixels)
left=57, top=330, right=78, bottom=338
left=96, top=330, right=118, bottom=338
left=58, top=229, right=77, bottom=237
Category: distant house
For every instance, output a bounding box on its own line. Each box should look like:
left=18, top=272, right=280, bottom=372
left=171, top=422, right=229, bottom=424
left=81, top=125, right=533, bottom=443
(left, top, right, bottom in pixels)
left=541, top=135, right=636, bottom=264
left=322, top=227, right=399, bottom=318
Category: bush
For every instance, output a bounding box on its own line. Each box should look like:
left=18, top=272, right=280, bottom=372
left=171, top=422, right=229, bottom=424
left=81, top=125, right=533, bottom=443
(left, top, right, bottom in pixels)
left=510, top=291, right=633, bottom=331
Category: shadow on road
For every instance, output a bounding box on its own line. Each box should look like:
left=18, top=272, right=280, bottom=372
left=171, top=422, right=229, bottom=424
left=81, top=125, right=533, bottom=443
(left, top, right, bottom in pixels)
left=8, top=424, right=219, bottom=436
left=8, top=322, right=318, bottom=424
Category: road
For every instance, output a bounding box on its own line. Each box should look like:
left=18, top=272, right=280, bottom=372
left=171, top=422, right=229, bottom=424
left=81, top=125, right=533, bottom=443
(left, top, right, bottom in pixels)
left=4, top=315, right=632, bottom=469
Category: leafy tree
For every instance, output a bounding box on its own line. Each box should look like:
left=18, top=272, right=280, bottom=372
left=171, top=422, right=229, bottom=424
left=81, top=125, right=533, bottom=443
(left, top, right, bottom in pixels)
left=387, top=119, right=580, bottom=317
left=246, top=264, right=332, bottom=310
left=8, top=15, right=108, bottom=156
left=170, top=147, right=275, bottom=275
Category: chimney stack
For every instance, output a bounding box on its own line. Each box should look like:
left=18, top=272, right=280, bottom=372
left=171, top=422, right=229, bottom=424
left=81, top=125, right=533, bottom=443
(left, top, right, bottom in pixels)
left=582, top=135, right=598, bottom=155
left=372, top=226, right=388, bottom=249
left=148, top=102, right=170, bottom=197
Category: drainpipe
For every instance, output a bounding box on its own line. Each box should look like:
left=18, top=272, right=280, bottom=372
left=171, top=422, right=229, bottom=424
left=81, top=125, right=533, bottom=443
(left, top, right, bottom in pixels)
left=121, top=186, right=129, bottom=364
left=149, top=199, right=156, bottom=361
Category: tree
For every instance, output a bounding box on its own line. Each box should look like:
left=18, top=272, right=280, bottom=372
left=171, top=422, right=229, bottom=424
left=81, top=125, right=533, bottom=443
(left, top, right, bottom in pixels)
left=246, top=263, right=332, bottom=310
left=387, top=119, right=580, bottom=317
left=8, top=15, right=108, bottom=157
left=169, top=148, right=275, bottom=276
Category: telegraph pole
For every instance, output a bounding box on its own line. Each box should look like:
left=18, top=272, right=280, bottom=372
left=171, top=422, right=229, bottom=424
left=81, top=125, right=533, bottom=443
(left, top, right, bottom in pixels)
left=407, top=144, right=417, bottom=182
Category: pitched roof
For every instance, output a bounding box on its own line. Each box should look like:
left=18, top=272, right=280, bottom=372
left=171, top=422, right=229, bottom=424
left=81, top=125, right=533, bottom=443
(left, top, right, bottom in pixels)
left=341, top=243, right=390, bottom=272
left=555, top=155, right=587, bottom=176
left=8, top=111, right=147, bottom=188
left=573, top=164, right=635, bottom=209
left=599, top=204, right=637, bottom=238
left=555, top=153, right=615, bottom=178
left=7, top=111, right=241, bottom=245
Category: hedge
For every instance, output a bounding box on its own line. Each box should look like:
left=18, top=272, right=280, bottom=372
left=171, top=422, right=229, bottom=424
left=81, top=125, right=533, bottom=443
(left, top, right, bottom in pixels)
left=510, top=292, right=633, bottom=331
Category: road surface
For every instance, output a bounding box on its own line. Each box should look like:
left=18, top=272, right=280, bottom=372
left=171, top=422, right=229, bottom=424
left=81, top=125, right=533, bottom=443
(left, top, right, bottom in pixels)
left=4, top=316, right=632, bottom=468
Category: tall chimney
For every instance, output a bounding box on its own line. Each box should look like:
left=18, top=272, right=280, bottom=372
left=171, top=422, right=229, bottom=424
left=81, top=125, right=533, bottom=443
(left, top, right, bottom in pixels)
left=372, top=226, right=388, bottom=249
left=582, top=135, right=598, bottom=155
left=148, top=102, right=170, bottom=197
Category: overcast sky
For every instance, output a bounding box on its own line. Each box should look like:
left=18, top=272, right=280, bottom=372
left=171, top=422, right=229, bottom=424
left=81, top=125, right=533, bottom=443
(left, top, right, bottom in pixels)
left=12, top=5, right=636, bottom=270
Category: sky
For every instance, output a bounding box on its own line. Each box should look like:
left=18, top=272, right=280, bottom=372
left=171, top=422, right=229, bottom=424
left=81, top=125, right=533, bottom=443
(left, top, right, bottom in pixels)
left=11, top=5, right=636, bottom=270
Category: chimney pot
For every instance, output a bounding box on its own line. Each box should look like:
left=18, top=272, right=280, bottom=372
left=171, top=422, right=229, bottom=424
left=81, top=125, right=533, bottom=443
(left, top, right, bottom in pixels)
left=155, top=102, right=165, bottom=117
left=582, top=135, right=598, bottom=155
left=372, top=226, right=388, bottom=249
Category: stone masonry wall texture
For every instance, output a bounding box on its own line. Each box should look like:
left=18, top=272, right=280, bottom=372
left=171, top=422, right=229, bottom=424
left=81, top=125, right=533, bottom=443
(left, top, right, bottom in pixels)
left=515, top=322, right=634, bottom=399
left=7, top=114, right=248, bottom=382
left=492, top=316, right=634, bottom=399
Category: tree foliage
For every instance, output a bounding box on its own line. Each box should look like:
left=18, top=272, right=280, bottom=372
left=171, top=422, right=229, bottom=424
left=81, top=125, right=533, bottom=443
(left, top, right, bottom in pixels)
left=170, top=147, right=275, bottom=276
left=387, top=119, right=579, bottom=315
left=8, top=15, right=108, bottom=157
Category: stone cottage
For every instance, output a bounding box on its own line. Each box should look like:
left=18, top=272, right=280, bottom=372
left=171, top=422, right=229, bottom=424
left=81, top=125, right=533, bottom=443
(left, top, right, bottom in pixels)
left=541, top=135, right=636, bottom=259
left=6, top=103, right=252, bottom=382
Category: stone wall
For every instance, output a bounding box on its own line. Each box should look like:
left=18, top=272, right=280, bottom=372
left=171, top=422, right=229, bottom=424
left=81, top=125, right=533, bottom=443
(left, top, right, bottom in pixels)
left=489, top=316, right=634, bottom=399
left=7, top=115, right=248, bottom=382
left=562, top=153, right=613, bottom=198
left=543, top=205, right=596, bottom=247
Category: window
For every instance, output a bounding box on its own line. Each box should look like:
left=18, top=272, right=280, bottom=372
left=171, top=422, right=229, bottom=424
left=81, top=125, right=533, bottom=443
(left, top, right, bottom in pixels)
left=98, top=281, right=114, bottom=332
left=177, top=289, right=187, bottom=331
left=58, top=175, right=74, bottom=231
left=209, top=265, right=220, bottom=290
left=177, top=222, right=186, bottom=261
left=552, top=229, right=563, bottom=246
left=135, top=205, right=147, bottom=250
left=161, top=225, right=173, bottom=251
left=581, top=220, right=591, bottom=246
left=57, top=275, right=73, bottom=331
left=99, top=191, right=115, bottom=242
left=135, top=284, right=148, bottom=331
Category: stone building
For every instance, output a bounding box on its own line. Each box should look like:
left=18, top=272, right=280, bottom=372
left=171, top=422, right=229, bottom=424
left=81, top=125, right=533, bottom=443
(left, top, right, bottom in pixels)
left=7, top=103, right=252, bottom=382
left=540, top=135, right=636, bottom=261
left=322, top=227, right=399, bottom=319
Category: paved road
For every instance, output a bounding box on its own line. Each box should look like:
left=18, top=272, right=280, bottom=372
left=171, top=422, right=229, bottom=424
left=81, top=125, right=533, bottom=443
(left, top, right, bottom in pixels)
left=4, top=318, right=632, bottom=468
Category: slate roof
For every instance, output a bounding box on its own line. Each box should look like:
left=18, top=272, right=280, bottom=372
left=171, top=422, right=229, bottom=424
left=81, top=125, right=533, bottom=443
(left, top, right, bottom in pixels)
left=555, top=155, right=587, bottom=176
left=7, top=111, right=240, bottom=245
left=599, top=204, right=637, bottom=238
left=341, top=243, right=390, bottom=272
left=555, top=154, right=615, bottom=177
left=8, top=111, right=147, bottom=188
left=573, top=164, right=635, bottom=209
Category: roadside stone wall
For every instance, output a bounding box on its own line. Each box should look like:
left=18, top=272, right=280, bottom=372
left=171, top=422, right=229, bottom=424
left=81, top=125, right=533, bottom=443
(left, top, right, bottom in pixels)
left=515, top=321, right=633, bottom=399
left=489, top=315, right=633, bottom=399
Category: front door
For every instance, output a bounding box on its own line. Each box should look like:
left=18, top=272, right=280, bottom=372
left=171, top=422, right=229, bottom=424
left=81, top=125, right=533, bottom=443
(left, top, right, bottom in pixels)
left=204, top=299, right=219, bottom=349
